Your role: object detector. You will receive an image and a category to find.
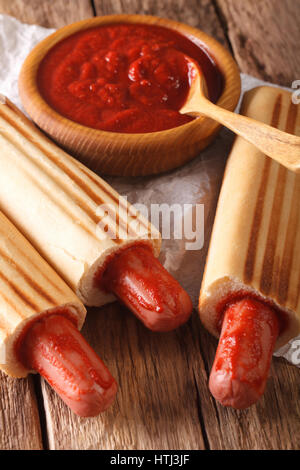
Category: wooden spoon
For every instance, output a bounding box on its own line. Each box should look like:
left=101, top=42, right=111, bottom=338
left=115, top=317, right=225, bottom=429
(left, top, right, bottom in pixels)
left=180, top=57, right=300, bottom=173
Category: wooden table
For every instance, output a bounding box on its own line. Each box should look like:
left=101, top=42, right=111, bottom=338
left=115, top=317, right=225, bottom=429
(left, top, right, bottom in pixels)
left=0, top=0, right=299, bottom=450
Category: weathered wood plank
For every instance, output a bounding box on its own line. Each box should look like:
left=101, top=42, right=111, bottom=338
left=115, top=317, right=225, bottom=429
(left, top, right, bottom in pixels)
left=0, top=372, right=42, bottom=450
left=0, top=0, right=93, bottom=28
left=94, top=0, right=229, bottom=47
left=0, top=1, right=94, bottom=451
left=197, top=329, right=300, bottom=450
left=0, top=0, right=92, bottom=451
left=216, top=0, right=300, bottom=86
left=195, top=171, right=300, bottom=449
left=41, top=304, right=207, bottom=450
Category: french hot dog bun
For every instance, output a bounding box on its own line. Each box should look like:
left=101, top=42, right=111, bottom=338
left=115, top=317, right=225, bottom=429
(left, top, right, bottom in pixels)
left=199, top=86, right=300, bottom=350
left=0, top=96, right=161, bottom=307
left=0, top=211, right=86, bottom=378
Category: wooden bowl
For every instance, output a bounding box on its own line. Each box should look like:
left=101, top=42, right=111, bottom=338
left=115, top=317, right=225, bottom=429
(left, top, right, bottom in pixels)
left=19, top=15, right=241, bottom=177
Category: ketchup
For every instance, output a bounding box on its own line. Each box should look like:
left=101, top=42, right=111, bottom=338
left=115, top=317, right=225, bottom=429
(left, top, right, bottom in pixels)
left=38, top=23, right=223, bottom=133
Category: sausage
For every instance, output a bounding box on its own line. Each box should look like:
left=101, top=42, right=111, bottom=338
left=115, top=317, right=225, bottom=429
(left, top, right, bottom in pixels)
left=21, top=314, right=117, bottom=417
left=209, top=298, right=279, bottom=409
left=102, top=245, right=193, bottom=331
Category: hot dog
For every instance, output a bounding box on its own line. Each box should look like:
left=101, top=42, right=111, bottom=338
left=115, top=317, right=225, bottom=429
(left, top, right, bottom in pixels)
left=199, top=86, right=300, bottom=408
left=0, top=210, right=116, bottom=416
left=21, top=315, right=117, bottom=417
left=102, top=245, right=192, bottom=331
left=209, top=298, right=279, bottom=408
left=0, top=96, right=192, bottom=331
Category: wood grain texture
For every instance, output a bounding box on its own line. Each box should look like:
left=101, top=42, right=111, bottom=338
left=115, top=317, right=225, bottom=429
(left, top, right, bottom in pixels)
left=94, top=0, right=229, bottom=47
left=199, top=333, right=300, bottom=450
left=0, top=0, right=93, bottom=28
left=0, top=372, right=42, bottom=450
left=41, top=305, right=208, bottom=450
left=216, top=0, right=300, bottom=86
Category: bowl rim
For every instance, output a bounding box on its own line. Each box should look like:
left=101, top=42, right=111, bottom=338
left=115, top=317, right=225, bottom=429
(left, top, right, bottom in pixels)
left=19, top=14, right=241, bottom=142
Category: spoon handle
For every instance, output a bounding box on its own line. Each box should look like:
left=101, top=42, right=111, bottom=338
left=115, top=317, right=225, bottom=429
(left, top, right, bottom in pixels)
left=197, top=99, right=300, bottom=173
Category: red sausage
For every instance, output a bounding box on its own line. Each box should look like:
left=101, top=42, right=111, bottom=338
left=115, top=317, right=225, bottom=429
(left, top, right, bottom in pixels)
left=21, top=315, right=117, bottom=417
left=209, top=298, right=279, bottom=409
left=102, top=246, right=193, bottom=332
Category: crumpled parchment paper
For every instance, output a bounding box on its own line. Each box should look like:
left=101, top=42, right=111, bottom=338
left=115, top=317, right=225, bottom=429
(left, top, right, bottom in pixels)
left=0, top=13, right=298, bottom=365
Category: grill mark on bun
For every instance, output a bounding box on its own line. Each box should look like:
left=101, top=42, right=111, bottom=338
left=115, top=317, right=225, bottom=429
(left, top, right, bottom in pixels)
left=260, top=99, right=298, bottom=298
left=0, top=247, right=57, bottom=307
left=244, top=93, right=282, bottom=284
left=0, top=106, right=126, bottom=243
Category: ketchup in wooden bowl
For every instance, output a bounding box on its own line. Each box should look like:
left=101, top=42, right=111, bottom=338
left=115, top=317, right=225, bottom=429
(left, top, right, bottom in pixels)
left=37, top=23, right=223, bottom=134
left=19, top=15, right=241, bottom=176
